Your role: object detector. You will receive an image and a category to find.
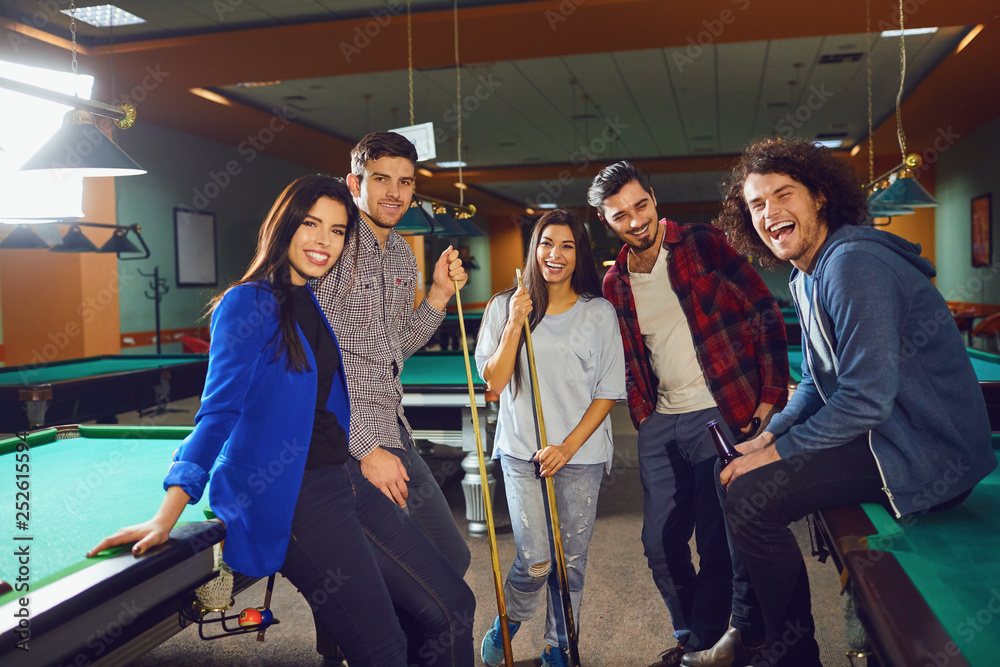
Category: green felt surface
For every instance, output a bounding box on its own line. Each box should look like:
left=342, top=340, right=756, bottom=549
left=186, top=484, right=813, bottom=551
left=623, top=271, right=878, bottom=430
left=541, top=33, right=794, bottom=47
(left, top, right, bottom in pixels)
left=442, top=308, right=484, bottom=322
left=780, top=307, right=798, bottom=324
left=0, top=355, right=205, bottom=386
left=401, top=351, right=484, bottom=386
left=787, top=346, right=1000, bottom=384
left=859, top=450, right=1000, bottom=665
left=0, top=425, right=209, bottom=598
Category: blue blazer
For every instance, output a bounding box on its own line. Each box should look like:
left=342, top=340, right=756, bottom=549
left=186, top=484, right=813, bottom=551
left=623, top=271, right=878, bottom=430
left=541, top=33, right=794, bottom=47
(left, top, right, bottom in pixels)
left=163, top=281, right=350, bottom=577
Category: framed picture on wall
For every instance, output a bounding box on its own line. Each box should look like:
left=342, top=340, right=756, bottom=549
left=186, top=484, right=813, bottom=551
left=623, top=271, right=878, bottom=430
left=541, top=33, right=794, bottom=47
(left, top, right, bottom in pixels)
left=174, top=208, right=218, bottom=287
left=972, top=194, right=993, bottom=267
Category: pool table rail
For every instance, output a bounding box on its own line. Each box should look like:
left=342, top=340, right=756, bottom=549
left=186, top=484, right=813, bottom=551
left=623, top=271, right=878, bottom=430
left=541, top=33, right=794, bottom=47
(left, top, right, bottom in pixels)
left=814, top=505, right=972, bottom=667
left=0, top=521, right=227, bottom=667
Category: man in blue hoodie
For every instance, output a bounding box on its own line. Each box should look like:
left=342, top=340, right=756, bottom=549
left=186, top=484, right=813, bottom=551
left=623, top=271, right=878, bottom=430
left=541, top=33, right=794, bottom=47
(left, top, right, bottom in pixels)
left=697, top=137, right=997, bottom=667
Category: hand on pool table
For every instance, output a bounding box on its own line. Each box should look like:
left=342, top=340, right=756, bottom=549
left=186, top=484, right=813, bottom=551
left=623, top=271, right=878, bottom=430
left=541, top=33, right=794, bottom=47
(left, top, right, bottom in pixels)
left=360, top=447, right=410, bottom=508
left=87, top=486, right=191, bottom=558
left=719, top=432, right=781, bottom=489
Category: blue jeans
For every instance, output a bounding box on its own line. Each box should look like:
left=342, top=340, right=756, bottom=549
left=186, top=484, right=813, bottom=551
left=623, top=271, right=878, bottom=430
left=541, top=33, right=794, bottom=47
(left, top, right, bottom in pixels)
left=281, top=458, right=475, bottom=667
left=500, top=454, right=604, bottom=648
left=390, top=425, right=473, bottom=576
left=637, top=408, right=734, bottom=651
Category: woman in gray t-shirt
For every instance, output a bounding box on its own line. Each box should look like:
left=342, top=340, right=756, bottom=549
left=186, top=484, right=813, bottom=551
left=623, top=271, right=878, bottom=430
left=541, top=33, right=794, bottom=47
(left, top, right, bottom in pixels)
left=475, top=209, right=626, bottom=667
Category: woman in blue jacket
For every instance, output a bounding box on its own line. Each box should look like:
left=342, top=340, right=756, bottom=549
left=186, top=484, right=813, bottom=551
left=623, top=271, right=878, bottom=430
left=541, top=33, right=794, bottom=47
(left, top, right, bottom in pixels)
left=89, top=174, right=474, bottom=666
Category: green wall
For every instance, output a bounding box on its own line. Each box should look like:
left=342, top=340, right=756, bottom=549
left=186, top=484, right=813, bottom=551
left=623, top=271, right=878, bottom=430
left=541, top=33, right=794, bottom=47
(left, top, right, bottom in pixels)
left=934, top=114, right=1000, bottom=305
left=114, top=122, right=318, bottom=353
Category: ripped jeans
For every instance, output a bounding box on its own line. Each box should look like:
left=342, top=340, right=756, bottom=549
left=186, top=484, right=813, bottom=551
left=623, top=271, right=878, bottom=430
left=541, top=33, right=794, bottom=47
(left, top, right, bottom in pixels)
left=500, top=453, right=604, bottom=648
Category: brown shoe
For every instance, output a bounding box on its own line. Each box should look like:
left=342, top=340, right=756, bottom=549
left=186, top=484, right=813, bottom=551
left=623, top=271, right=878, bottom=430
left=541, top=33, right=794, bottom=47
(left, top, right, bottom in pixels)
left=648, top=643, right=687, bottom=667
left=680, top=628, right=764, bottom=666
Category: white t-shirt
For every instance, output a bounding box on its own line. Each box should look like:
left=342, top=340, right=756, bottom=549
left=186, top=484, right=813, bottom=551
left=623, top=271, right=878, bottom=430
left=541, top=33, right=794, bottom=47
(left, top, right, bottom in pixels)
left=629, top=247, right=717, bottom=414
left=475, top=294, right=626, bottom=470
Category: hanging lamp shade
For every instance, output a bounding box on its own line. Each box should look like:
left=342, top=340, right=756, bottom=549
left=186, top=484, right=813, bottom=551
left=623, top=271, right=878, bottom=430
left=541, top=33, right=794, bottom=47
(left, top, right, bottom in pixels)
left=99, top=227, right=141, bottom=254
left=868, top=202, right=916, bottom=217
left=0, top=224, right=49, bottom=249
left=396, top=202, right=434, bottom=235
left=868, top=175, right=939, bottom=209
left=432, top=212, right=466, bottom=237
left=20, top=109, right=146, bottom=177
left=51, top=224, right=99, bottom=252
left=456, top=216, right=485, bottom=238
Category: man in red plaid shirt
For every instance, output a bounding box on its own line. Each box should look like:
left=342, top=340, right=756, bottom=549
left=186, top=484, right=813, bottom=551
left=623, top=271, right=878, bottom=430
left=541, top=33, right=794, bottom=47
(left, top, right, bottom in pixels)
left=588, top=161, right=788, bottom=667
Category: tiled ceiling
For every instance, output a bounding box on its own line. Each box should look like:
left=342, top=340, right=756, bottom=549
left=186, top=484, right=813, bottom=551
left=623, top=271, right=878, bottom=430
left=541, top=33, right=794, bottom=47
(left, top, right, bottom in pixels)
left=218, top=29, right=964, bottom=208
left=0, top=1, right=984, bottom=212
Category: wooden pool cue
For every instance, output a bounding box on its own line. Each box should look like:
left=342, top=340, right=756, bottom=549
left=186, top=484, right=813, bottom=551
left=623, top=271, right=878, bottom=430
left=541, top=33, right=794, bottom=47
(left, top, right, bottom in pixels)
left=515, top=268, right=581, bottom=667
left=454, top=281, right=514, bottom=666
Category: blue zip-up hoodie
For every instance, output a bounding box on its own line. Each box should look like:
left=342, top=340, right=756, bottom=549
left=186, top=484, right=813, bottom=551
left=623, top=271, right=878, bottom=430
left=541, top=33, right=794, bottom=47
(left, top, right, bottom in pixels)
left=766, top=225, right=996, bottom=516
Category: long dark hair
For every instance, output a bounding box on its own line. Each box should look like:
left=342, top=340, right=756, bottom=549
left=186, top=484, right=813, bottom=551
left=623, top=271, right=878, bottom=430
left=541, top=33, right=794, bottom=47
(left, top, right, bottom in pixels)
left=715, top=137, right=868, bottom=268
left=210, top=174, right=358, bottom=371
left=489, top=209, right=602, bottom=396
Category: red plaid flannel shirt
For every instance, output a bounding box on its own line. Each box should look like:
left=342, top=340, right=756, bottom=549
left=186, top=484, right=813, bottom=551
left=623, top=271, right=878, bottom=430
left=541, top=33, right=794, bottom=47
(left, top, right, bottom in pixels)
left=602, top=219, right=789, bottom=430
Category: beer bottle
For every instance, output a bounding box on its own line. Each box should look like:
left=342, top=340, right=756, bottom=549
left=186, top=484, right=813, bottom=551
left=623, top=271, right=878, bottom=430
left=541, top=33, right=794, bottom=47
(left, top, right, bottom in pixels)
left=708, top=420, right=741, bottom=468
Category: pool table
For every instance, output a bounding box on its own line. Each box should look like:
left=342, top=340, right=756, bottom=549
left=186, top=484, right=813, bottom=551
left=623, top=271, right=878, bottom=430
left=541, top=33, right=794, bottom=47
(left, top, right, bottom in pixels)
left=430, top=307, right=485, bottom=351
left=0, top=425, right=254, bottom=667
left=788, top=345, right=1000, bottom=427
left=784, top=345, right=1000, bottom=666
left=0, top=355, right=209, bottom=434
left=780, top=306, right=800, bottom=343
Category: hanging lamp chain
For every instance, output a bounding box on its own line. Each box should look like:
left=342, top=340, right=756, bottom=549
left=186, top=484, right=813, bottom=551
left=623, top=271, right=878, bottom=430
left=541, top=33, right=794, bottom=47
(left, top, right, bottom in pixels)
left=407, top=0, right=414, bottom=126
left=895, top=0, right=908, bottom=162
left=454, top=0, right=463, bottom=205
left=70, top=0, right=78, bottom=81
left=866, top=0, right=874, bottom=183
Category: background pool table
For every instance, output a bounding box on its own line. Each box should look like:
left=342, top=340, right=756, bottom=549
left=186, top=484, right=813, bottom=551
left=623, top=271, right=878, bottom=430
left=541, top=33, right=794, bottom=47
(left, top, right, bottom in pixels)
left=0, top=354, right=209, bottom=434
left=788, top=345, right=1000, bottom=427
left=0, top=425, right=253, bottom=667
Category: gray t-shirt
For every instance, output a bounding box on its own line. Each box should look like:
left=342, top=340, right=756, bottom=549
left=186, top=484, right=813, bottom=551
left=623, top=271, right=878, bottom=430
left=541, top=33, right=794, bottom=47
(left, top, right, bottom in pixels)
left=475, top=294, right=626, bottom=469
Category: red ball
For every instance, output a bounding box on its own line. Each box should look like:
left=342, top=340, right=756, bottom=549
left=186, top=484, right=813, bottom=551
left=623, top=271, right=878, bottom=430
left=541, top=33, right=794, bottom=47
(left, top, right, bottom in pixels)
left=238, top=608, right=262, bottom=627
left=0, top=581, right=13, bottom=596
left=256, top=606, right=273, bottom=624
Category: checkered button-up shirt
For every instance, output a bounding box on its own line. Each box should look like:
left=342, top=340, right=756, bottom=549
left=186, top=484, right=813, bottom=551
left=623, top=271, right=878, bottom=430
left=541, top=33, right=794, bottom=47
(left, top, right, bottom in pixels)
left=313, top=222, right=444, bottom=460
left=603, top=218, right=789, bottom=431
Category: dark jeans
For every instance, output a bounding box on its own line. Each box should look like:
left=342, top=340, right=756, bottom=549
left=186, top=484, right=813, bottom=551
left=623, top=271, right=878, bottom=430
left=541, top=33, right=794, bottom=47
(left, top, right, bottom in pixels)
left=281, top=458, right=475, bottom=667
left=720, top=436, right=889, bottom=667
left=388, top=424, right=472, bottom=576
left=637, top=408, right=735, bottom=651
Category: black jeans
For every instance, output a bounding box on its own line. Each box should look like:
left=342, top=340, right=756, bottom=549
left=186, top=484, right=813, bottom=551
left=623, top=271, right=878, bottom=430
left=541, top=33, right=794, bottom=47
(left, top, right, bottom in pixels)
left=718, top=436, right=889, bottom=667
left=281, top=459, right=475, bottom=666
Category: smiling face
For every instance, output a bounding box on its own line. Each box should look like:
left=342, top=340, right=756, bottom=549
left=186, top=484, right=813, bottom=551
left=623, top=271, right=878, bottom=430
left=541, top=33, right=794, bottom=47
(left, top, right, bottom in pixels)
left=743, top=172, right=828, bottom=273
left=535, top=223, right=577, bottom=287
left=347, top=155, right=415, bottom=236
left=287, top=196, right=349, bottom=286
left=599, top=180, right=660, bottom=252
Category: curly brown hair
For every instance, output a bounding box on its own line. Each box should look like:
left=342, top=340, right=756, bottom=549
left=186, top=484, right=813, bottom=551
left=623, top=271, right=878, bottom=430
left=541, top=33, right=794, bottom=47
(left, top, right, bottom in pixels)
left=714, top=137, right=868, bottom=268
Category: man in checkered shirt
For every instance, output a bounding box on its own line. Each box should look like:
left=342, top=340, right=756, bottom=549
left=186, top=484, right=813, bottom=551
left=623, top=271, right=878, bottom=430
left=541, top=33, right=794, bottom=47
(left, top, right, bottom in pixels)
left=314, top=132, right=471, bottom=575
left=588, top=161, right=788, bottom=667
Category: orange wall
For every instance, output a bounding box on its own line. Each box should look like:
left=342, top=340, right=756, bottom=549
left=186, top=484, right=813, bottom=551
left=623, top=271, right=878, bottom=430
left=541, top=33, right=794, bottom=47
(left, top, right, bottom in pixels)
left=0, top=177, right=121, bottom=366
left=488, top=213, right=526, bottom=297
